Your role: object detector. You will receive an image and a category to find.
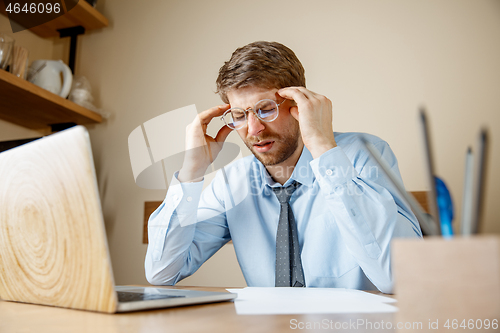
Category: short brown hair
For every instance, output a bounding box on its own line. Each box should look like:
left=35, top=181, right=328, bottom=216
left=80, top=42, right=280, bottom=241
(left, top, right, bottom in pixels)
left=216, top=41, right=306, bottom=103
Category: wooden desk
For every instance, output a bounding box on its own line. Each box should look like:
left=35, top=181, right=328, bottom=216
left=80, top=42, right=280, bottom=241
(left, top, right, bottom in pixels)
left=0, top=286, right=395, bottom=333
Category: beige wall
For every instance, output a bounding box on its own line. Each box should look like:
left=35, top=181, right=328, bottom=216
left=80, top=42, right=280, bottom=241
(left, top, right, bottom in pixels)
left=1, top=0, right=499, bottom=287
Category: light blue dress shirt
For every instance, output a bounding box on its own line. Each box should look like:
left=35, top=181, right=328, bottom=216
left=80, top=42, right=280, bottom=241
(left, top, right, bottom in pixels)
left=145, top=132, right=422, bottom=293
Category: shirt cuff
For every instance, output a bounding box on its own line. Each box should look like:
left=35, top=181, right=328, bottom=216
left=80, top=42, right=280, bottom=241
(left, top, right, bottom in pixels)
left=167, top=171, right=204, bottom=216
left=309, top=147, right=358, bottom=194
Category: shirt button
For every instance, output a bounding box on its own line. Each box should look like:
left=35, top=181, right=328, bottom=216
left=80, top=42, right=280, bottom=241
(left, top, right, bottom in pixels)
left=326, top=169, right=333, bottom=176
left=186, top=196, right=193, bottom=202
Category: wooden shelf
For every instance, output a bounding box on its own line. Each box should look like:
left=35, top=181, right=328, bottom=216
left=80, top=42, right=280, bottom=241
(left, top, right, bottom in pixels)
left=0, top=1, right=107, bottom=131
left=0, top=69, right=102, bottom=130
left=0, top=1, right=108, bottom=38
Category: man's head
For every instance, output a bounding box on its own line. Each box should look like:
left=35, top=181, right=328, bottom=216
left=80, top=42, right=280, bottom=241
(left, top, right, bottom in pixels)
left=216, top=41, right=306, bottom=167
left=216, top=41, right=306, bottom=104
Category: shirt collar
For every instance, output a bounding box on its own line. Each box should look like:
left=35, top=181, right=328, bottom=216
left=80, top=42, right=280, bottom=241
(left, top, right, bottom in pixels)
left=256, top=145, right=315, bottom=191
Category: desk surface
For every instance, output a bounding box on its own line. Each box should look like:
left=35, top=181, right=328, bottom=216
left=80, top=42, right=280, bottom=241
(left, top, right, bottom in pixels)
left=0, top=286, right=394, bottom=333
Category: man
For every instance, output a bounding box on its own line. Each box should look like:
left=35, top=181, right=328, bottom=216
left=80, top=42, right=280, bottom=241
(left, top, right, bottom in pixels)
left=145, top=41, right=421, bottom=293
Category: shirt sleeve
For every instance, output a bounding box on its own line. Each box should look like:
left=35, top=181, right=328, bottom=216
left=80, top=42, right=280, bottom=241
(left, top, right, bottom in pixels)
left=309, top=140, right=422, bottom=293
left=144, top=170, right=230, bottom=285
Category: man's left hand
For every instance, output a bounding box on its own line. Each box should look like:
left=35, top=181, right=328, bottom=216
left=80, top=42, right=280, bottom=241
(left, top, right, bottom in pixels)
left=278, top=87, right=337, bottom=159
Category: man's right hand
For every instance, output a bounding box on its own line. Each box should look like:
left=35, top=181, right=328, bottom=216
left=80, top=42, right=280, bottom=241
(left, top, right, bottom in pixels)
left=177, top=104, right=233, bottom=182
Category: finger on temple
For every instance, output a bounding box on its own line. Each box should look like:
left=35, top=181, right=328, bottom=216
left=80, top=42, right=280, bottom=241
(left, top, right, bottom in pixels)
left=295, top=86, right=320, bottom=99
left=278, top=87, right=311, bottom=103
left=198, top=104, right=231, bottom=124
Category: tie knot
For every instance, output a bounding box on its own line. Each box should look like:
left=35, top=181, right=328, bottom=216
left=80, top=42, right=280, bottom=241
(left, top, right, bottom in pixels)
left=272, top=181, right=301, bottom=204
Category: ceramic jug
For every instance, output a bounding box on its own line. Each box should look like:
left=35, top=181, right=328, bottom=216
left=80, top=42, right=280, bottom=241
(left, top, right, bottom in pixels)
left=30, top=60, right=73, bottom=98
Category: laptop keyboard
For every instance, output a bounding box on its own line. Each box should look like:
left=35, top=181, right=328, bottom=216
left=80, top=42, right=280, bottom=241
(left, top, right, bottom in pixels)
left=117, top=291, right=186, bottom=303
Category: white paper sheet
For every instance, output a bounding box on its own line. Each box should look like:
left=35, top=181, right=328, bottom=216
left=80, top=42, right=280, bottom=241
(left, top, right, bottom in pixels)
left=226, top=287, right=397, bottom=315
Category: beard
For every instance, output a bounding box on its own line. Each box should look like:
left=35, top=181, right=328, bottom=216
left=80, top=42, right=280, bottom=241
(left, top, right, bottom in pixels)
left=243, top=121, right=301, bottom=166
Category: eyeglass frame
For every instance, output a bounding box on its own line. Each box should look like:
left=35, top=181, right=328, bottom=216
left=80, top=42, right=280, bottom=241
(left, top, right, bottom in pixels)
left=220, top=98, right=287, bottom=130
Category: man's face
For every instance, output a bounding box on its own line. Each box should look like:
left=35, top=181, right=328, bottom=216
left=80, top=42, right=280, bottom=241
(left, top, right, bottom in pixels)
left=226, top=86, right=302, bottom=166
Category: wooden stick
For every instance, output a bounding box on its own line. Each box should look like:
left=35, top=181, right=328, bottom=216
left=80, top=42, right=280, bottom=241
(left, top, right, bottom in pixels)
left=11, top=46, right=29, bottom=79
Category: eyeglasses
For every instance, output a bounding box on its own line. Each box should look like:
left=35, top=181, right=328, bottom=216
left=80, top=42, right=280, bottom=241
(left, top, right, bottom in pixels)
left=221, top=98, right=286, bottom=130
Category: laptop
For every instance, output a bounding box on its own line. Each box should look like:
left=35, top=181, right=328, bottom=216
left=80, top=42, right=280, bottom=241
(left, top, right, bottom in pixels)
left=0, top=126, right=236, bottom=313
